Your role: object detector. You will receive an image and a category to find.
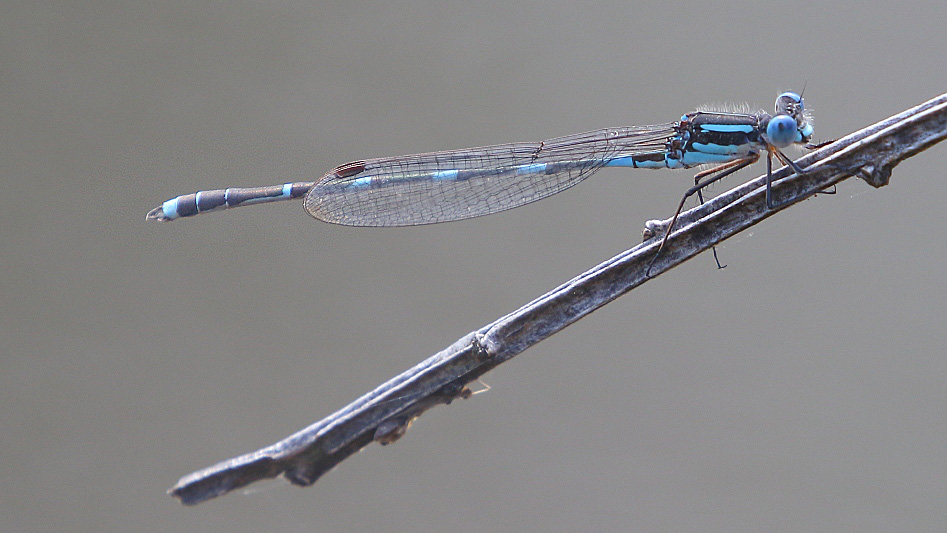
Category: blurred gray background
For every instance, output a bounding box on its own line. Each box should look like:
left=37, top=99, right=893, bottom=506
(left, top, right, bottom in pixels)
left=3, top=1, right=946, bottom=531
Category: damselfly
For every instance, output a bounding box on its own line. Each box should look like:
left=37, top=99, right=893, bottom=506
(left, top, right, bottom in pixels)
left=147, top=91, right=814, bottom=270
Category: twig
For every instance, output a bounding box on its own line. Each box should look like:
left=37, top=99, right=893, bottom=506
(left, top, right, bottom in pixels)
left=170, top=93, right=947, bottom=505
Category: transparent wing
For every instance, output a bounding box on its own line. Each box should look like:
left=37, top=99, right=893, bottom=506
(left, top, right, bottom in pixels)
left=304, top=124, right=677, bottom=226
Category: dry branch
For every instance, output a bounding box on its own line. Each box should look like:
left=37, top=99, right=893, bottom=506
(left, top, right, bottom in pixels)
left=170, top=93, right=947, bottom=505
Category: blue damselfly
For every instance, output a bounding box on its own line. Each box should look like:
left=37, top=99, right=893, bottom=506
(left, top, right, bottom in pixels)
left=147, top=92, right=814, bottom=271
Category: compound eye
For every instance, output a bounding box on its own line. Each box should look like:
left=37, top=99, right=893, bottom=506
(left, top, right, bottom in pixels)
left=776, top=91, right=803, bottom=111
left=766, top=115, right=797, bottom=148
left=776, top=92, right=806, bottom=117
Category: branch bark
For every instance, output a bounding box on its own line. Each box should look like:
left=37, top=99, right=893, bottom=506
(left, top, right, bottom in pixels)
left=170, top=92, right=947, bottom=505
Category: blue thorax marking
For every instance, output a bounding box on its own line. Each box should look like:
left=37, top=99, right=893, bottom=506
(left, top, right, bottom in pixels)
left=679, top=151, right=739, bottom=166
left=697, top=123, right=756, bottom=134
left=690, top=142, right=751, bottom=156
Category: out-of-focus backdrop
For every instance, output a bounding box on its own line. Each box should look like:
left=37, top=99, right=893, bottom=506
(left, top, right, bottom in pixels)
left=3, top=2, right=946, bottom=530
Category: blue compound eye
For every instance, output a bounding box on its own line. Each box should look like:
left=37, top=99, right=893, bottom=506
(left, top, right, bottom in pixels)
left=778, top=91, right=803, bottom=107
left=766, top=115, right=797, bottom=148
left=776, top=92, right=804, bottom=115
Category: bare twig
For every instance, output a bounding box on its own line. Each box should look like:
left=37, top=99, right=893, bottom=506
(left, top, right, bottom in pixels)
left=170, top=93, right=947, bottom=505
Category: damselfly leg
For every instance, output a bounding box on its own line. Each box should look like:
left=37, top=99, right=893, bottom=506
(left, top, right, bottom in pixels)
left=645, top=155, right=759, bottom=276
